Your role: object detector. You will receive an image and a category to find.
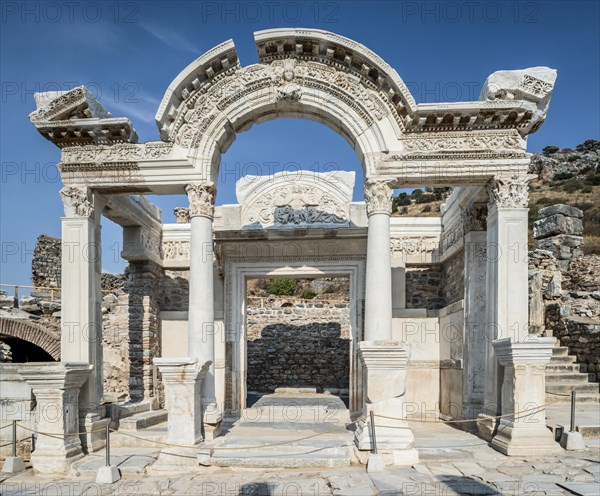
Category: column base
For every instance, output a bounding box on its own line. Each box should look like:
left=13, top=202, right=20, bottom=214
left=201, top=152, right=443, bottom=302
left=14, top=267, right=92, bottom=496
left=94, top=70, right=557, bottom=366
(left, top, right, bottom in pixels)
left=354, top=414, right=415, bottom=452
left=491, top=421, right=562, bottom=456
left=149, top=447, right=202, bottom=472
left=80, top=414, right=110, bottom=453
left=203, top=402, right=223, bottom=441
left=31, top=448, right=85, bottom=475
left=476, top=412, right=498, bottom=442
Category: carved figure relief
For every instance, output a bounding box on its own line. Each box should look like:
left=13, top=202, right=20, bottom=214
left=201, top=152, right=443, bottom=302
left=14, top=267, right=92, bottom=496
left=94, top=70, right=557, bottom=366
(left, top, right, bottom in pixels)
left=60, top=186, right=94, bottom=218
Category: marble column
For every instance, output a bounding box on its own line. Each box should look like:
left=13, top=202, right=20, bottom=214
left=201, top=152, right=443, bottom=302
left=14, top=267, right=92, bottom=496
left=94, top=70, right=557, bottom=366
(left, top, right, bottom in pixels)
left=186, top=181, right=222, bottom=439
left=59, top=186, right=109, bottom=452
left=364, top=178, right=395, bottom=341
left=155, top=181, right=219, bottom=449
left=461, top=203, right=487, bottom=424
left=490, top=338, right=562, bottom=455
left=357, top=179, right=417, bottom=465
left=19, top=363, right=92, bottom=474
left=477, top=175, right=535, bottom=440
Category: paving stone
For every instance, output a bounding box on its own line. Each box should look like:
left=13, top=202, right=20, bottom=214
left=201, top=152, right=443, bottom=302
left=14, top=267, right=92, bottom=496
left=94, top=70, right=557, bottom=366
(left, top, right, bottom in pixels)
left=557, top=482, right=600, bottom=496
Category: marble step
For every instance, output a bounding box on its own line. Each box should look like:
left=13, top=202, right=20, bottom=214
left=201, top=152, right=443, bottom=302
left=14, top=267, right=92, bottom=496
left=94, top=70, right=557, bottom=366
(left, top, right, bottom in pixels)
left=546, top=363, right=584, bottom=372
left=119, top=409, right=168, bottom=431
left=110, top=422, right=168, bottom=448
left=546, top=382, right=600, bottom=394
left=209, top=444, right=353, bottom=468
left=552, top=347, right=570, bottom=357
left=546, top=393, right=600, bottom=403
left=546, top=372, right=590, bottom=383
left=549, top=355, right=577, bottom=363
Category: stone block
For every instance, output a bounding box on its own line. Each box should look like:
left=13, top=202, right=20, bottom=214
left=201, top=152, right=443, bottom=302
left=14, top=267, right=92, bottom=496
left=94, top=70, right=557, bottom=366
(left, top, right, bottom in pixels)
left=533, top=214, right=583, bottom=239
left=539, top=204, right=583, bottom=219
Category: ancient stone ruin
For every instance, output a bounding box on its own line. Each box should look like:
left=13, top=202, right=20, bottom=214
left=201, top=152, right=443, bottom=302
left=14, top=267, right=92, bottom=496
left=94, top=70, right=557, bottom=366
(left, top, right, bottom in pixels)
left=6, top=28, right=597, bottom=477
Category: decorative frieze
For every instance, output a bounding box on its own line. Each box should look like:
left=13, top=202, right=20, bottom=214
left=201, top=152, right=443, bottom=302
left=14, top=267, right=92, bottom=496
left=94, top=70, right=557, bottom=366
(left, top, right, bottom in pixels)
left=59, top=186, right=94, bottom=218
left=186, top=182, right=216, bottom=219
left=487, top=175, right=535, bottom=209
left=390, top=236, right=439, bottom=256
left=364, top=178, right=395, bottom=216
left=162, top=240, right=190, bottom=261
left=61, top=142, right=172, bottom=164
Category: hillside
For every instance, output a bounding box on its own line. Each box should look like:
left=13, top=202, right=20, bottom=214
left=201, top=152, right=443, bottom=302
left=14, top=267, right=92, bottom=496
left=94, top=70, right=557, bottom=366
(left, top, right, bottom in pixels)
left=390, top=139, right=600, bottom=254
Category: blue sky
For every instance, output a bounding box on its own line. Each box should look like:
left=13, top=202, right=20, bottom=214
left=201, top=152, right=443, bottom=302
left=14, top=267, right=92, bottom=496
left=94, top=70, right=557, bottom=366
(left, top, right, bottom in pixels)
left=1, top=0, right=599, bottom=285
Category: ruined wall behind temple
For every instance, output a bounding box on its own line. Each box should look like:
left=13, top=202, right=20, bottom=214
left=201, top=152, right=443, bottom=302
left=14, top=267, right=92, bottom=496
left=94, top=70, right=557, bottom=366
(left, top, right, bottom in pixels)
left=246, top=297, right=351, bottom=393
left=404, top=249, right=464, bottom=310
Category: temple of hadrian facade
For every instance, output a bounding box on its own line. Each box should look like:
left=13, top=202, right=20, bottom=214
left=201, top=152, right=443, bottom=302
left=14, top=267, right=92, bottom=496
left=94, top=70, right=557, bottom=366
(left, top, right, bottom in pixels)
left=10, top=28, right=562, bottom=472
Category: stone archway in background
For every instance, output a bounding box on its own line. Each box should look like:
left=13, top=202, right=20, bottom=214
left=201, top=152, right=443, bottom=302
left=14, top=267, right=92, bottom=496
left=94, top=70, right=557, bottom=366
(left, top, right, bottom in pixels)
left=0, top=317, right=60, bottom=361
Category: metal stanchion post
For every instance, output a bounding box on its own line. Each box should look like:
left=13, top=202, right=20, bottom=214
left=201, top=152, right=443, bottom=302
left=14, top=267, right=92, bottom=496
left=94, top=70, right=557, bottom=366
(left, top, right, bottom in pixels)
left=366, top=411, right=385, bottom=473
left=2, top=420, right=25, bottom=473
left=369, top=410, right=378, bottom=454
left=570, top=390, right=576, bottom=433
left=96, top=426, right=121, bottom=484
left=560, top=389, right=586, bottom=450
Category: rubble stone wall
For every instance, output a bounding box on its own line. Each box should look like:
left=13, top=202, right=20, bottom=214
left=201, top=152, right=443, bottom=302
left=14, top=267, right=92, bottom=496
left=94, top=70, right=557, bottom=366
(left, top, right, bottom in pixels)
left=246, top=297, right=351, bottom=393
left=530, top=204, right=600, bottom=381
left=31, top=235, right=61, bottom=289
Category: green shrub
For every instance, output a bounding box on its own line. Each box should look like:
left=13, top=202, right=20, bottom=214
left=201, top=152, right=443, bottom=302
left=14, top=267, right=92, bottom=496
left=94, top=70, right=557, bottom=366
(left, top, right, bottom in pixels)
left=562, top=179, right=585, bottom=193
left=301, top=289, right=317, bottom=299
left=542, top=145, right=560, bottom=154
left=585, top=174, right=600, bottom=186
left=267, top=278, right=297, bottom=296
left=323, top=284, right=338, bottom=294
left=395, top=193, right=412, bottom=206
left=553, top=172, right=575, bottom=181
left=415, top=194, right=436, bottom=204
left=421, top=205, right=432, bottom=213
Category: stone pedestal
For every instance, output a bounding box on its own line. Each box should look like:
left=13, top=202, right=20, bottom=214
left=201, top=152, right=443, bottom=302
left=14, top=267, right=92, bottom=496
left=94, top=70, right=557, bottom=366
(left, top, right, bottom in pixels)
left=354, top=341, right=418, bottom=465
left=154, top=358, right=210, bottom=445
left=19, top=363, right=92, bottom=474
left=490, top=338, right=562, bottom=456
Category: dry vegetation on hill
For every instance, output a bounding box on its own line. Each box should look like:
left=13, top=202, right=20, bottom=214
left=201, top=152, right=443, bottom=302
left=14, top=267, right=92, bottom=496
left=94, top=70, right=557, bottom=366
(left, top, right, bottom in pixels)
left=390, top=140, right=600, bottom=254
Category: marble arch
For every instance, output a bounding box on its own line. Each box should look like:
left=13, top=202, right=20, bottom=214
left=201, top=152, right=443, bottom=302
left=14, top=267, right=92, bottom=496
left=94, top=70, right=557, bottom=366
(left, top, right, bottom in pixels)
left=24, top=28, right=562, bottom=473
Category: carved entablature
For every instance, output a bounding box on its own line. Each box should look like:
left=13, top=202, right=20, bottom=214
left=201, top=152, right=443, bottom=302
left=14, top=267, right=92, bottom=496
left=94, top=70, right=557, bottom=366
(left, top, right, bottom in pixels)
left=388, top=131, right=527, bottom=161
left=487, top=175, right=536, bottom=209
left=122, top=225, right=162, bottom=264
left=60, top=186, right=94, bottom=218
left=390, top=236, right=440, bottom=263
left=237, top=171, right=354, bottom=229
left=364, top=178, right=395, bottom=216
left=186, top=182, right=216, bottom=219
left=462, top=203, right=488, bottom=233
left=29, top=86, right=137, bottom=148
left=440, top=222, right=465, bottom=258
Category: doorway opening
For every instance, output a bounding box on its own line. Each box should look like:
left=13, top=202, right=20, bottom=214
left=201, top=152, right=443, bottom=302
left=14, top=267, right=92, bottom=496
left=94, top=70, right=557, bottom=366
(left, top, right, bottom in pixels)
left=244, top=276, right=351, bottom=408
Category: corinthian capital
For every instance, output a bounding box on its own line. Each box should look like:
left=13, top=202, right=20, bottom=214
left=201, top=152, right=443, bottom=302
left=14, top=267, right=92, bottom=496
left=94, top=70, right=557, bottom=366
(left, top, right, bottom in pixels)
left=186, top=182, right=216, bottom=219
left=364, top=178, right=396, bottom=216
left=60, top=186, right=94, bottom=218
left=487, top=174, right=536, bottom=209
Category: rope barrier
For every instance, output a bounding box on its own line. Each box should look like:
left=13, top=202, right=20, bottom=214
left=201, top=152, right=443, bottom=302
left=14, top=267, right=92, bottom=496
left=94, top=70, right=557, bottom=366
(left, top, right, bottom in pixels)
left=8, top=397, right=566, bottom=451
